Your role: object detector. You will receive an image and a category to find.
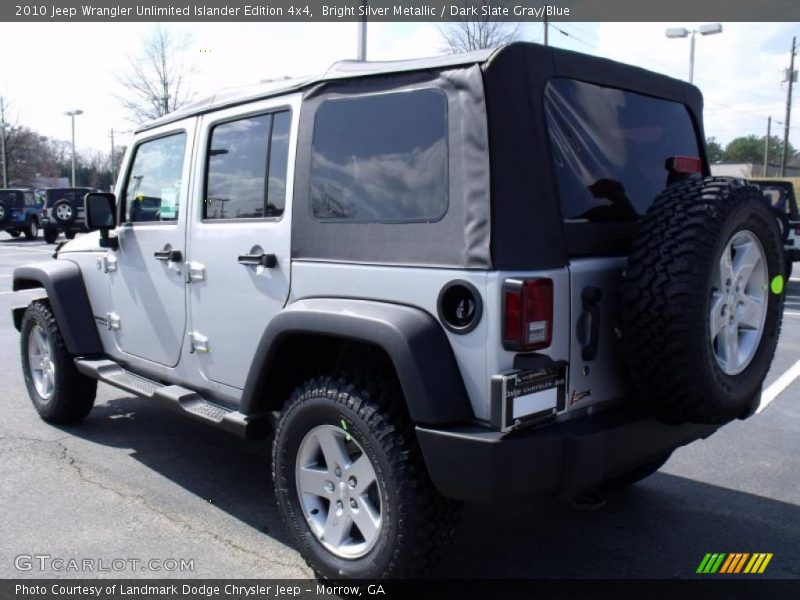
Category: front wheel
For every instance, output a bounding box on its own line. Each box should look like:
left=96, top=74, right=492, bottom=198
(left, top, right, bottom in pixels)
left=20, top=300, right=97, bottom=423
left=9, top=230, right=21, bottom=238
left=272, top=373, right=460, bottom=579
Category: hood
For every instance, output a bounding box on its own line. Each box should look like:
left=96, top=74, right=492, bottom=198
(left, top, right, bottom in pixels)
left=58, top=231, right=103, bottom=254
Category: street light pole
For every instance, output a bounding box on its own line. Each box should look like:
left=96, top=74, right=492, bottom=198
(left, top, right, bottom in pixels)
left=0, top=97, right=8, bottom=188
left=109, top=128, right=116, bottom=182
left=780, top=36, right=797, bottom=177
left=666, top=23, right=723, bottom=84
left=357, top=0, right=367, bottom=61
left=64, top=109, right=83, bottom=187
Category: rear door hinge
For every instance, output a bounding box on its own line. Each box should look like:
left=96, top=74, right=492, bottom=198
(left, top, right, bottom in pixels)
left=106, top=312, right=121, bottom=331
left=185, top=261, right=206, bottom=283
left=189, top=331, right=210, bottom=353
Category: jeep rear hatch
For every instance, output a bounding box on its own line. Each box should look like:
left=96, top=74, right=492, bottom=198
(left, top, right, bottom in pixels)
left=544, top=78, right=704, bottom=413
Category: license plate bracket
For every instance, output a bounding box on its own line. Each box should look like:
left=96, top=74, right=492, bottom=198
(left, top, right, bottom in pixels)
left=491, top=364, right=567, bottom=432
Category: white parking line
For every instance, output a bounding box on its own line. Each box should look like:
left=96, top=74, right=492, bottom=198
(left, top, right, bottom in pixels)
left=1, top=247, right=53, bottom=253
left=785, top=311, right=800, bottom=317
left=0, top=290, right=44, bottom=295
left=758, top=359, right=800, bottom=414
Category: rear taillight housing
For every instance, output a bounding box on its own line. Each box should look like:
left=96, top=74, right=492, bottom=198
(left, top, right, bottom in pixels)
left=666, top=155, right=703, bottom=174
left=503, top=278, right=553, bottom=352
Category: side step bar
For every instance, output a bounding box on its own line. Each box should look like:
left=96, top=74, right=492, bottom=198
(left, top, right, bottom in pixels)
left=74, top=358, right=270, bottom=438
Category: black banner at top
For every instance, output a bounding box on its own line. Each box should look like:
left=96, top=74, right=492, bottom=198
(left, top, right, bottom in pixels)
left=2, top=0, right=800, bottom=22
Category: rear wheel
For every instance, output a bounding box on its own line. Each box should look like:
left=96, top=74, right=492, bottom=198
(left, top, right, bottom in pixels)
left=273, top=373, right=460, bottom=579
left=23, top=219, right=38, bottom=240
left=64, top=231, right=76, bottom=240
left=20, top=300, right=97, bottom=423
left=43, top=228, right=59, bottom=244
left=9, top=230, right=21, bottom=238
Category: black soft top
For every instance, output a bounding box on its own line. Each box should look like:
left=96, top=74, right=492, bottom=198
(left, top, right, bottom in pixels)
left=45, top=188, right=93, bottom=206
left=482, top=43, right=707, bottom=269
left=139, top=42, right=707, bottom=270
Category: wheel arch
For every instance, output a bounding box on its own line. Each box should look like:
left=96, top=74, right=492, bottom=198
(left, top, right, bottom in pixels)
left=240, top=298, right=474, bottom=426
left=12, top=260, right=103, bottom=355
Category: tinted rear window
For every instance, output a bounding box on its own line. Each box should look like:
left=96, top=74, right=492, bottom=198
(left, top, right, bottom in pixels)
left=46, top=189, right=91, bottom=206
left=0, top=191, right=23, bottom=207
left=545, top=78, right=700, bottom=224
left=310, top=88, right=448, bottom=223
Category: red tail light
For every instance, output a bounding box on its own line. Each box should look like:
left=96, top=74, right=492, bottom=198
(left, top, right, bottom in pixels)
left=503, top=279, right=553, bottom=352
left=666, top=155, right=703, bottom=174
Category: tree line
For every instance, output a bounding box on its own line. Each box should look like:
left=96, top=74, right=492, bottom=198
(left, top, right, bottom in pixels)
left=706, top=135, right=799, bottom=167
left=2, top=123, right=125, bottom=190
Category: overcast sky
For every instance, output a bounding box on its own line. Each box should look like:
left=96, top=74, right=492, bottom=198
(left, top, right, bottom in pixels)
left=0, top=21, right=797, bottom=155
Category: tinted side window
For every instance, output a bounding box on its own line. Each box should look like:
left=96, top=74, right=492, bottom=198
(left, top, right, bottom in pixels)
left=310, top=89, right=448, bottom=223
left=204, top=110, right=290, bottom=220
left=267, top=111, right=291, bottom=217
left=545, top=78, right=700, bottom=223
left=124, top=133, right=187, bottom=223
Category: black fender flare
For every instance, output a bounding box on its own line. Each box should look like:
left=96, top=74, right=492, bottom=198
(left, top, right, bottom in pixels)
left=240, top=298, right=474, bottom=426
left=13, top=260, right=103, bottom=355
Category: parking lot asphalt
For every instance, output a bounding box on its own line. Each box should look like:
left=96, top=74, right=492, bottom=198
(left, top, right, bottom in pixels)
left=0, top=231, right=799, bottom=580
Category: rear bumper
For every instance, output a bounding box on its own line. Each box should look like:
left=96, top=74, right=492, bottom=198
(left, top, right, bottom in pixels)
left=42, top=217, right=87, bottom=232
left=416, top=409, right=719, bottom=502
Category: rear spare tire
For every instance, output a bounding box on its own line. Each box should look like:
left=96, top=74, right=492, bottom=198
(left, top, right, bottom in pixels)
left=621, top=177, right=785, bottom=424
left=52, top=198, right=76, bottom=226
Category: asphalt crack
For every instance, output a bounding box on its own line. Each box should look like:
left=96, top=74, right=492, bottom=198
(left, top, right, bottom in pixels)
left=0, top=433, right=305, bottom=574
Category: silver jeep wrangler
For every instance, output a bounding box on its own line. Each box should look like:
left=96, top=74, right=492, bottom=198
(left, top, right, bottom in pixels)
left=12, top=43, right=787, bottom=579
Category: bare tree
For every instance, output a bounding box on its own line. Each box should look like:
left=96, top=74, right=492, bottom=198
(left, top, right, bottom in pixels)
left=118, top=25, right=194, bottom=124
left=439, top=0, right=521, bottom=53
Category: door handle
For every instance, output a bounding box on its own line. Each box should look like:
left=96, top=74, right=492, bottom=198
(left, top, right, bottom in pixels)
left=238, top=252, right=277, bottom=268
left=154, top=248, right=182, bottom=262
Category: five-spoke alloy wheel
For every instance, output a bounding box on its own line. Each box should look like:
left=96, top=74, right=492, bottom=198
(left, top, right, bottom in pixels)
left=273, top=373, right=460, bottom=579
left=20, top=300, right=97, bottom=423
left=27, top=324, right=56, bottom=400
left=710, top=230, right=768, bottom=375
left=295, top=424, right=383, bottom=559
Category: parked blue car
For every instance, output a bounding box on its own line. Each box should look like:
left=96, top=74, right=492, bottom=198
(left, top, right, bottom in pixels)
left=0, top=189, right=43, bottom=240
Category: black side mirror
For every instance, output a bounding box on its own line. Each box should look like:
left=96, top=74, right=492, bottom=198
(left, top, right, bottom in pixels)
left=84, top=192, right=119, bottom=249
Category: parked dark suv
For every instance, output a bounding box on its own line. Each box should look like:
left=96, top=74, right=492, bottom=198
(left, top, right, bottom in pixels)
left=0, top=189, right=42, bottom=240
left=41, top=187, right=93, bottom=244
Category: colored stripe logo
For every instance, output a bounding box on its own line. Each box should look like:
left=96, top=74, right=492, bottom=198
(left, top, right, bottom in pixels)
left=696, top=553, right=773, bottom=574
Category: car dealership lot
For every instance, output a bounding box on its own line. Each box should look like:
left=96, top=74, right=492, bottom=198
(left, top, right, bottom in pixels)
left=0, top=232, right=798, bottom=579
